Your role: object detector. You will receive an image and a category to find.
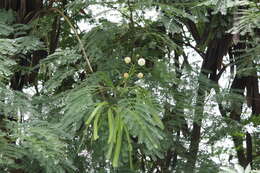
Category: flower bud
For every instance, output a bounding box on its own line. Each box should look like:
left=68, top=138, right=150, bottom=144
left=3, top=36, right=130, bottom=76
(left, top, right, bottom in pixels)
left=123, top=72, right=129, bottom=78
left=137, top=58, right=146, bottom=66
left=137, top=72, right=144, bottom=79
left=124, top=57, right=131, bottom=64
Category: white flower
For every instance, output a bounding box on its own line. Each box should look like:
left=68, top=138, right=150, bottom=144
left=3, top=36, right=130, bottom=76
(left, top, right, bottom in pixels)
left=123, top=72, right=129, bottom=78
left=137, top=72, right=144, bottom=79
left=124, top=57, right=131, bottom=64
left=137, top=58, right=146, bottom=66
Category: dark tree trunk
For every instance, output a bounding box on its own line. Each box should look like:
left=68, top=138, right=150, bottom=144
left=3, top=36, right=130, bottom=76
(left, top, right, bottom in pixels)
left=185, top=32, right=232, bottom=172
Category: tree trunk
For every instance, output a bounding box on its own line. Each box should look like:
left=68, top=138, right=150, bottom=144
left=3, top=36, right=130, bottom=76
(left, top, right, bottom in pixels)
left=185, top=34, right=232, bottom=172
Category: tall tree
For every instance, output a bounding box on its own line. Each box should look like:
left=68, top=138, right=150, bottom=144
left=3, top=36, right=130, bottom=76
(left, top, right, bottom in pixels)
left=0, top=0, right=259, bottom=172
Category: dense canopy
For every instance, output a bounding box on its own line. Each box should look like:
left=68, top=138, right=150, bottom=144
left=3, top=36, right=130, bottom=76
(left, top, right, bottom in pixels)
left=0, top=0, right=259, bottom=173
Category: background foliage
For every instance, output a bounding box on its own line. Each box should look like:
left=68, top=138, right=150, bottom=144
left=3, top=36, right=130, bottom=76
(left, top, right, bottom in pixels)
left=0, top=0, right=259, bottom=173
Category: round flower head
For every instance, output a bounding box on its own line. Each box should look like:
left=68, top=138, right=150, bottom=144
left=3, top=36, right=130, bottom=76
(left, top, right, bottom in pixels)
left=137, top=72, right=144, bottom=79
left=138, top=58, right=146, bottom=66
left=123, top=72, right=129, bottom=79
left=124, top=57, right=131, bottom=64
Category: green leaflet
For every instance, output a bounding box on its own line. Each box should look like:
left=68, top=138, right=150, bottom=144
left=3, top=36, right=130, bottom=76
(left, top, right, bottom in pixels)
left=135, top=104, right=164, bottom=129
left=130, top=110, right=158, bottom=149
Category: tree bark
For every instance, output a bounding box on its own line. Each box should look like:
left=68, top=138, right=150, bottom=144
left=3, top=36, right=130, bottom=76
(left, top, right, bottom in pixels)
left=185, top=33, right=232, bottom=172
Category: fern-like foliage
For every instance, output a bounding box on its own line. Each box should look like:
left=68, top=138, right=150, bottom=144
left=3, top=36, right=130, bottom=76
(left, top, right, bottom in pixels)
left=0, top=9, right=77, bottom=173
left=0, top=0, right=259, bottom=172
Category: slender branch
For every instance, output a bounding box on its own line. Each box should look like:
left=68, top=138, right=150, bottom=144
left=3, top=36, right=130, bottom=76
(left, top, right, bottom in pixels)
left=183, top=19, right=201, bottom=44
left=183, top=41, right=206, bottom=59
left=50, top=8, right=93, bottom=73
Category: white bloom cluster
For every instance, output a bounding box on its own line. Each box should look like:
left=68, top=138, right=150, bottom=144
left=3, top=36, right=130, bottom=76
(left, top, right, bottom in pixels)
left=122, top=56, right=146, bottom=79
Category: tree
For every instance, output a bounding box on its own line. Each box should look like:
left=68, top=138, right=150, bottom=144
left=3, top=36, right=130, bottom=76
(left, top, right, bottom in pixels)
left=0, top=0, right=259, bottom=172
